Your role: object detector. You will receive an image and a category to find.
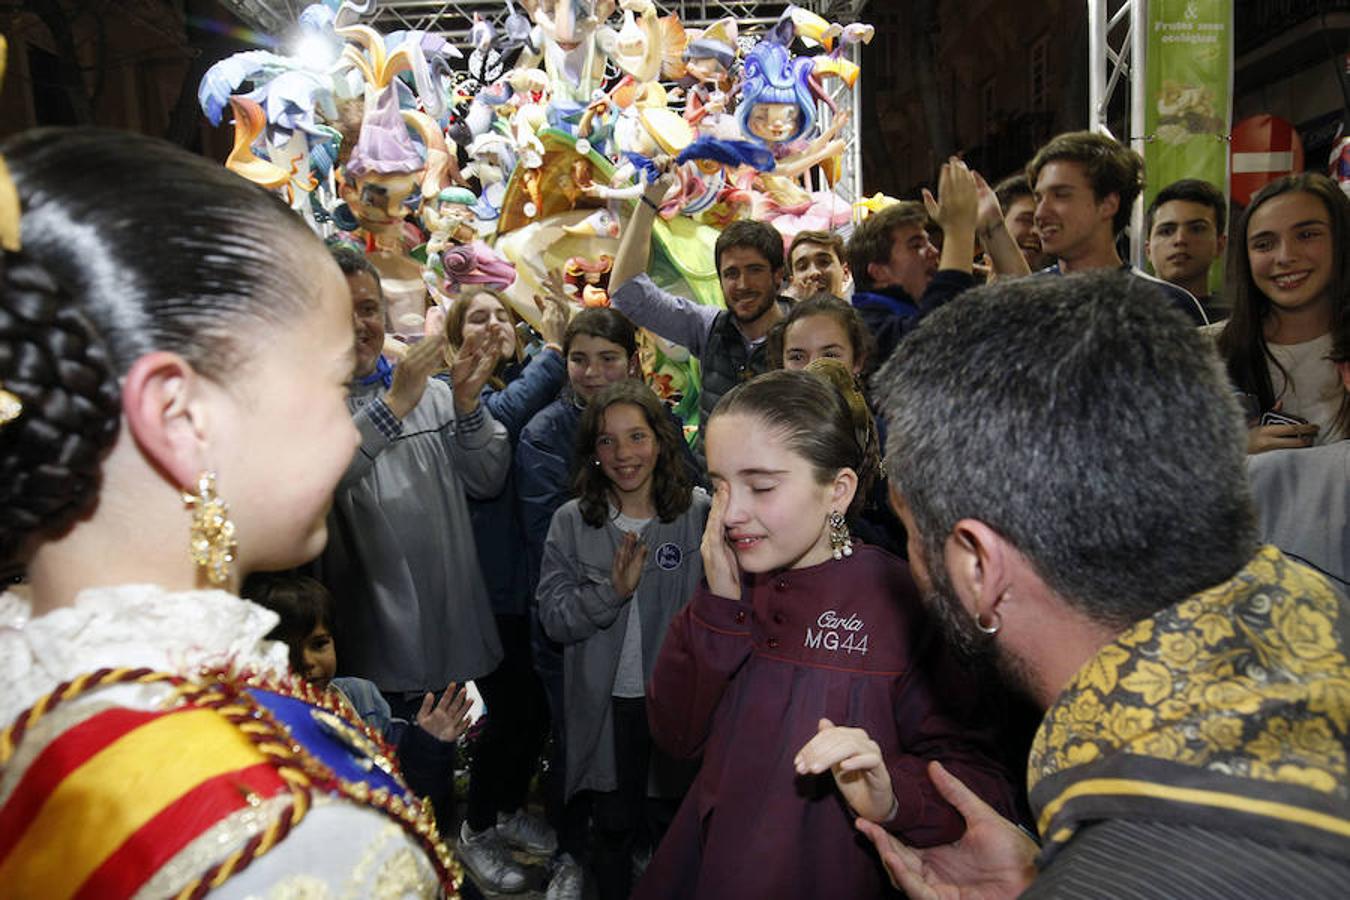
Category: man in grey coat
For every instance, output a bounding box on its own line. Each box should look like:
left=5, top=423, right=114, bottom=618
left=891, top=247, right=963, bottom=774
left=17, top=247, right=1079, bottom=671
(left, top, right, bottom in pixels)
left=318, top=247, right=510, bottom=720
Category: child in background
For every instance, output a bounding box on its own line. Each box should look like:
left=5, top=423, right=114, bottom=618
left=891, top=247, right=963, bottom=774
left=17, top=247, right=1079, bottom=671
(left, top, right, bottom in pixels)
left=517, top=307, right=644, bottom=897
left=636, top=360, right=1015, bottom=900
left=768, top=295, right=904, bottom=556
left=536, top=380, right=710, bottom=900
left=767, top=292, right=875, bottom=378
left=242, top=572, right=472, bottom=823
left=519, top=308, right=645, bottom=582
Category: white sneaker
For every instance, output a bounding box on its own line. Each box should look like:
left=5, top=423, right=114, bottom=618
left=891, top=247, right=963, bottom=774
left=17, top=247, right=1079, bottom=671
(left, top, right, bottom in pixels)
left=458, top=821, right=528, bottom=894
left=545, top=854, right=584, bottom=900
left=496, top=808, right=558, bottom=856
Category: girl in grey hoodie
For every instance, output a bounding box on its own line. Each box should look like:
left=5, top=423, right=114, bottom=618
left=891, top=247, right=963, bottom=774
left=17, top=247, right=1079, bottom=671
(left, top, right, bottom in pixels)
left=537, top=379, right=709, bottom=900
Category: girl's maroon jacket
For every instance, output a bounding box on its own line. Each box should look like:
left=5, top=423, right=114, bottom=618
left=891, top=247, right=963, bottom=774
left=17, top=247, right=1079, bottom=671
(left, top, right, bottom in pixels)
left=636, top=543, right=1018, bottom=899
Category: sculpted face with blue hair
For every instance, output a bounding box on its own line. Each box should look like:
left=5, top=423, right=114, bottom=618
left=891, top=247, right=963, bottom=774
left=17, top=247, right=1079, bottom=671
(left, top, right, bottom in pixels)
left=737, top=40, right=816, bottom=149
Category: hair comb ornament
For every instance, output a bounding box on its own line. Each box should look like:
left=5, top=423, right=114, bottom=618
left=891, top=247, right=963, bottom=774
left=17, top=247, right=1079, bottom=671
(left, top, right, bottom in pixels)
left=0, top=35, right=23, bottom=430
left=0, top=35, right=20, bottom=254
left=0, top=385, right=21, bottom=428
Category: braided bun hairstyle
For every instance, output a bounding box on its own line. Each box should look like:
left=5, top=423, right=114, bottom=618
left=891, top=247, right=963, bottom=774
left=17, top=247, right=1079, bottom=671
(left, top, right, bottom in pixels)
left=0, top=129, right=334, bottom=577
left=0, top=258, right=120, bottom=575
left=709, top=358, right=879, bottom=516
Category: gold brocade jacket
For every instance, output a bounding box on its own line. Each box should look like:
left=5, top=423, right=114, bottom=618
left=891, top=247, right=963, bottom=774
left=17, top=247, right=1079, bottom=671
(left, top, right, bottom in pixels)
left=1029, top=545, right=1350, bottom=865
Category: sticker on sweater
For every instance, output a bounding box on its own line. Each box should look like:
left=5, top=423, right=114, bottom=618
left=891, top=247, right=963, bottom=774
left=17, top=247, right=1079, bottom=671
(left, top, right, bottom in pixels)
left=655, top=542, right=683, bottom=570
left=804, top=610, right=869, bottom=655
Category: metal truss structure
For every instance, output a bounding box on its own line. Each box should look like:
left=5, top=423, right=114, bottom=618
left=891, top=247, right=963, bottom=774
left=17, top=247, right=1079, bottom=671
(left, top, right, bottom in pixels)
left=364, top=1, right=867, bottom=38
left=218, top=1, right=868, bottom=40
left=216, top=0, right=869, bottom=210
left=1087, top=0, right=1147, bottom=263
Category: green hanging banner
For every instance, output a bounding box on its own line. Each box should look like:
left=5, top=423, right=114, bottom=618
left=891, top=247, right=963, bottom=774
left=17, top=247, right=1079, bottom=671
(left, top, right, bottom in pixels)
left=1142, top=0, right=1234, bottom=290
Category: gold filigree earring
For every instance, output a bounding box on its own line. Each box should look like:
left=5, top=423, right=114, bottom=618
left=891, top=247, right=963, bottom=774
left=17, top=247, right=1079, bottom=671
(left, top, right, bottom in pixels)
left=182, top=471, right=237, bottom=587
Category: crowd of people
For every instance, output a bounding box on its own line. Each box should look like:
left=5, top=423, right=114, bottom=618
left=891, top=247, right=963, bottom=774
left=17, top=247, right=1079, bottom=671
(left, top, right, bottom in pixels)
left=1, top=113, right=1347, bottom=900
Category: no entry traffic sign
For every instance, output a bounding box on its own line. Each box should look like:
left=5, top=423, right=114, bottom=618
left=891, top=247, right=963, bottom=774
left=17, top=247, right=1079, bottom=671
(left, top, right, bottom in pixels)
left=1231, top=114, right=1305, bottom=206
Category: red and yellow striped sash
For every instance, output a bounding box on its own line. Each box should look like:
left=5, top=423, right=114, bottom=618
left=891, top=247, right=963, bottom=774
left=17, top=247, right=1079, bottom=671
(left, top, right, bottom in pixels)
left=0, top=704, right=288, bottom=899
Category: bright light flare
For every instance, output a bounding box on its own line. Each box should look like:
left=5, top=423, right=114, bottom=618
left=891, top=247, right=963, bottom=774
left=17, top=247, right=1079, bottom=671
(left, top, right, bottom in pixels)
left=292, top=33, right=339, bottom=70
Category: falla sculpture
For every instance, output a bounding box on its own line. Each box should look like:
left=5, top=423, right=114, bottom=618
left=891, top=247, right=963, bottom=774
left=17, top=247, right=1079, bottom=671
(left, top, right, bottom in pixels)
left=201, top=0, right=871, bottom=423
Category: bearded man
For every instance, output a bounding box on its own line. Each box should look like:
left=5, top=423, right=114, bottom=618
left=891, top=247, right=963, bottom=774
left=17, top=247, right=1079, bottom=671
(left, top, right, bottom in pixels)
left=846, top=271, right=1350, bottom=896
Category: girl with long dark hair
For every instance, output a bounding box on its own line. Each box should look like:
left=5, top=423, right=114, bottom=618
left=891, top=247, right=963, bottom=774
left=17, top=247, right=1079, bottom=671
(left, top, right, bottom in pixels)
left=1217, top=173, right=1350, bottom=452
left=537, top=380, right=708, bottom=900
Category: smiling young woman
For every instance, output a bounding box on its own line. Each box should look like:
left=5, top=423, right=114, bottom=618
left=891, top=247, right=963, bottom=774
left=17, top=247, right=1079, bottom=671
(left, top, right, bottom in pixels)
left=1216, top=173, right=1350, bottom=452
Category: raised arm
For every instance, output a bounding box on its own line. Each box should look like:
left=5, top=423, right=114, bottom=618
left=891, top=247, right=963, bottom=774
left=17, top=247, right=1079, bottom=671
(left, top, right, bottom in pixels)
left=646, top=485, right=752, bottom=758
left=609, top=274, right=720, bottom=356
left=610, top=169, right=674, bottom=291
left=607, top=172, right=719, bottom=354
left=922, top=157, right=979, bottom=277
left=973, top=170, right=1032, bottom=280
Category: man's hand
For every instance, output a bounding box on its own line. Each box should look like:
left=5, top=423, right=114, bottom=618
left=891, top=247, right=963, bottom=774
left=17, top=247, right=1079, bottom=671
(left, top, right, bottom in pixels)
left=923, top=158, right=980, bottom=275
left=795, top=718, right=896, bottom=823
left=386, top=333, right=449, bottom=419
left=610, top=530, right=648, bottom=599
left=854, top=761, right=1038, bottom=900
left=449, top=330, right=500, bottom=415
left=922, top=157, right=979, bottom=234
left=416, top=682, right=473, bottom=743
left=642, top=161, right=678, bottom=204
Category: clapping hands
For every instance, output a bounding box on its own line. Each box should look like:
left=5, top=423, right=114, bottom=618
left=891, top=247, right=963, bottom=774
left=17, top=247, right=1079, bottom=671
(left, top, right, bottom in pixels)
left=447, top=329, right=500, bottom=414
left=923, top=157, right=979, bottom=234
left=386, top=332, right=449, bottom=419
left=611, top=531, right=649, bottom=599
